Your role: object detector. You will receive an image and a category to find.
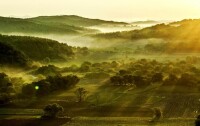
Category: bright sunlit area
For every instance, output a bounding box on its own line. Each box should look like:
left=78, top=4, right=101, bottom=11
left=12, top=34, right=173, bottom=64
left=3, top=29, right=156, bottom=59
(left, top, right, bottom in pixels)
left=0, top=0, right=200, bottom=21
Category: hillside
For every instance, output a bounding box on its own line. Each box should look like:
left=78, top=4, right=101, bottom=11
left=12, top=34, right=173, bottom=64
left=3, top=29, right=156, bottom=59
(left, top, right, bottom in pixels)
left=0, top=16, right=99, bottom=35
left=94, top=19, right=200, bottom=53
left=27, top=15, right=128, bottom=27
left=95, top=19, right=200, bottom=40
left=131, top=20, right=159, bottom=24
left=0, top=41, right=29, bottom=66
left=0, top=35, right=75, bottom=61
left=0, top=16, right=128, bottom=35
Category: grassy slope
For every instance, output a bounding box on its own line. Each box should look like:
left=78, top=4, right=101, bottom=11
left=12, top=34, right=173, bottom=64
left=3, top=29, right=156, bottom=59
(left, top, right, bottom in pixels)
left=0, top=67, right=199, bottom=126
left=1, top=80, right=197, bottom=124
left=0, top=117, right=195, bottom=126
left=17, top=77, right=200, bottom=118
left=65, top=117, right=194, bottom=126
left=0, top=117, right=70, bottom=126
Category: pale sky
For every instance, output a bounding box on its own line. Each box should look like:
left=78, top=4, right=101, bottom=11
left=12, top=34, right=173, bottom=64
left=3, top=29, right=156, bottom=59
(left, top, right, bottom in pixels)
left=0, top=0, right=200, bottom=21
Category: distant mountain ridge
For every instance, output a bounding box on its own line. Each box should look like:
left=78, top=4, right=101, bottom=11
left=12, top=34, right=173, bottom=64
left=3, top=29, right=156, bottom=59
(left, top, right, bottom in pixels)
left=27, top=15, right=128, bottom=27
left=94, top=19, right=200, bottom=53
left=0, top=16, right=79, bottom=34
left=0, top=15, right=128, bottom=35
left=131, top=20, right=159, bottom=24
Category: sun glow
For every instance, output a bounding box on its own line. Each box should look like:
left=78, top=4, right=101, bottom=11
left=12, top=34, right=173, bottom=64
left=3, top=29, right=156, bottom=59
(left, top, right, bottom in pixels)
left=0, top=0, right=200, bottom=21
left=188, top=0, right=200, bottom=7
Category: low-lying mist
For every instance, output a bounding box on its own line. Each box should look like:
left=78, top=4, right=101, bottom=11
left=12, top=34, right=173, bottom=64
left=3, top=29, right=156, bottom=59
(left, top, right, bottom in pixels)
left=0, top=22, right=163, bottom=48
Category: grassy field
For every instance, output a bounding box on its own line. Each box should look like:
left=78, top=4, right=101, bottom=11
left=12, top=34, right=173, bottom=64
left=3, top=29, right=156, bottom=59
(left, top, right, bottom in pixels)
left=64, top=117, right=195, bottom=126
left=1, top=77, right=199, bottom=126
left=1, top=50, right=200, bottom=126
left=0, top=116, right=195, bottom=126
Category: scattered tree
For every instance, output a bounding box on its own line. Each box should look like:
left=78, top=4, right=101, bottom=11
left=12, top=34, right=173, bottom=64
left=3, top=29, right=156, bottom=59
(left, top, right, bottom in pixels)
left=22, top=75, right=80, bottom=97
left=177, top=73, right=197, bottom=87
left=151, top=72, right=163, bottom=83
left=75, top=88, right=88, bottom=102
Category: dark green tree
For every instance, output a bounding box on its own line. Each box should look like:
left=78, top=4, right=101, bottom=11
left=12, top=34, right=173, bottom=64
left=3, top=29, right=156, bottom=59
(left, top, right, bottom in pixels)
left=195, top=115, right=200, bottom=126
left=151, top=108, right=162, bottom=122
left=75, top=88, right=88, bottom=102
left=41, top=103, right=64, bottom=119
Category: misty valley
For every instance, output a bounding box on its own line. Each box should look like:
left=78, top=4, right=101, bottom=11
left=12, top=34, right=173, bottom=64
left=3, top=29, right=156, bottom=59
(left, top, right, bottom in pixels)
left=1, top=15, right=200, bottom=126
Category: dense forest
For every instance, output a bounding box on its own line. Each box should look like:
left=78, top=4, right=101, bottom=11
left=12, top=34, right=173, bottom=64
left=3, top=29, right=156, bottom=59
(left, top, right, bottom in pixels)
left=0, top=42, right=29, bottom=66
left=0, top=35, right=90, bottom=63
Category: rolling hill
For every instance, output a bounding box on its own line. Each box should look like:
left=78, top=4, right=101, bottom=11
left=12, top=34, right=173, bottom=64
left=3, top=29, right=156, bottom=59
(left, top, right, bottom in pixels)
left=93, top=19, right=200, bottom=53
left=94, top=19, right=200, bottom=40
left=0, top=35, right=75, bottom=62
left=0, top=15, right=128, bottom=35
left=27, top=15, right=128, bottom=27
left=131, top=20, right=159, bottom=24
left=0, top=41, right=29, bottom=66
left=0, top=17, right=81, bottom=35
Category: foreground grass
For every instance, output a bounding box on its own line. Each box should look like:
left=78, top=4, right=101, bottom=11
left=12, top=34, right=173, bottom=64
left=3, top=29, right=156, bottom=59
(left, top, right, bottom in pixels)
left=65, top=117, right=195, bottom=126
left=0, top=117, right=70, bottom=126
left=0, top=116, right=195, bottom=126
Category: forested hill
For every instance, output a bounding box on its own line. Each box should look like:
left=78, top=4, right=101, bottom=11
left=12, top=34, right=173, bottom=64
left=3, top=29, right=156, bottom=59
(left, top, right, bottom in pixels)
left=93, top=19, right=200, bottom=53
left=0, top=15, right=127, bottom=35
left=0, top=17, right=81, bottom=34
left=27, top=15, right=128, bottom=27
left=0, top=41, right=29, bottom=67
left=94, top=19, right=200, bottom=41
left=0, top=35, right=76, bottom=62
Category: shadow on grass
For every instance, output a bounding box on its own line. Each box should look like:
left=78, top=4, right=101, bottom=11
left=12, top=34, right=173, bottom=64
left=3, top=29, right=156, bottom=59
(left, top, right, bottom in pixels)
left=0, top=117, right=71, bottom=126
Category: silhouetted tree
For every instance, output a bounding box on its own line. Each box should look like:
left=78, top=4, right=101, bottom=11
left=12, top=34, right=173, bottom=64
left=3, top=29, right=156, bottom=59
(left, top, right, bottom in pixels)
left=151, top=73, right=163, bottom=83
left=41, top=103, right=64, bottom=119
left=163, top=73, right=178, bottom=85
left=151, top=108, right=162, bottom=122
left=195, top=115, right=200, bottom=126
left=22, top=75, right=79, bottom=97
left=177, top=73, right=197, bottom=87
left=0, top=93, right=11, bottom=105
left=75, top=88, right=87, bottom=102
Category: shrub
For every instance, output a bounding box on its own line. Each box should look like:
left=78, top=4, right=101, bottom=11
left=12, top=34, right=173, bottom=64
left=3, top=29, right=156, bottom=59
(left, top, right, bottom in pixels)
left=151, top=72, right=163, bottom=83
left=195, top=115, right=200, bottom=126
left=41, top=103, right=64, bottom=119
left=0, top=93, right=11, bottom=105
left=151, top=108, right=162, bottom=122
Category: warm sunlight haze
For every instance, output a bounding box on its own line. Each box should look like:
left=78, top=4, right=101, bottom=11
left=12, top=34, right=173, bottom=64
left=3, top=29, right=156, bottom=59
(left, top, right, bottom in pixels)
left=0, top=0, right=200, bottom=21
left=1, top=0, right=200, bottom=126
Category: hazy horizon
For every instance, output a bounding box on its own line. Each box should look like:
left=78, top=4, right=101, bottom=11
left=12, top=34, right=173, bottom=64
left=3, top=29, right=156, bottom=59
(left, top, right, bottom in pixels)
left=0, top=0, right=200, bottom=22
